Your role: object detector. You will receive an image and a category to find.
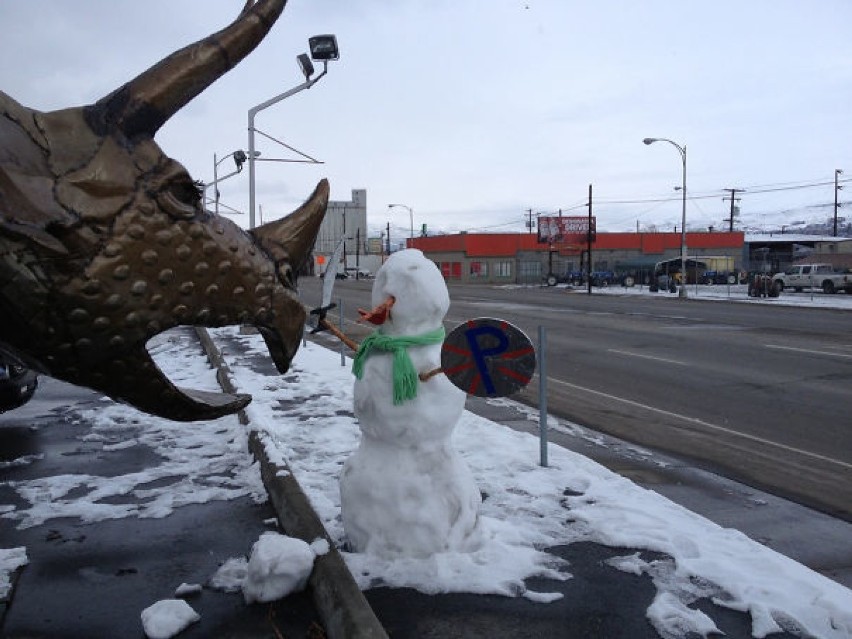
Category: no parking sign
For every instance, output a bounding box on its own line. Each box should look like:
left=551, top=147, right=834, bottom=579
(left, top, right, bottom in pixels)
left=441, top=318, right=536, bottom=397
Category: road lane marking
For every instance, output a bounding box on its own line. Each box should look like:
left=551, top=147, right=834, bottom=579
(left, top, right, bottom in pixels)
left=546, top=377, right=852, bottom=471
left=607, top=349, right=687, bottom=366
left=765, top=344, right=852, bottom=360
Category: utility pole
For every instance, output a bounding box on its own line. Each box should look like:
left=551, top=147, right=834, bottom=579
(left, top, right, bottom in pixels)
left=355, top=228, right=361, bottom=279
left=341, top=205, right=347, bottom=273
left=385, top=222, right=391, bottom=255
left=834, top=169, right=843, bottom=237
left=587, top=184, right=593, bottom=296
left=722, top=188, right=745, bottom=232
left=526, top=208, right=534, bottom=234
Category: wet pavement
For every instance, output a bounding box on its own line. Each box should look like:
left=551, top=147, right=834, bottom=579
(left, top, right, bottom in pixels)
left=0, top=376, right=324, bottom=638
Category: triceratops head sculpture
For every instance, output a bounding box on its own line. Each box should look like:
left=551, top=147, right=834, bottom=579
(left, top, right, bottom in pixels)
left=0, top=0, right=328, bottom=421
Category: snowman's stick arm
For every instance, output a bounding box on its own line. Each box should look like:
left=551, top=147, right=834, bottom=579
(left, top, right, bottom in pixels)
left=419, top=366, right=444, bottom=382
left=319, top=318, right=360, bottom=353
left=307, top=303, right=360, bottom=352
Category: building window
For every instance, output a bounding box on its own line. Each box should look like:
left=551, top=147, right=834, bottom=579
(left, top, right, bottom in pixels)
left=439, top=262, right=462, bottom=279
left=494, top=261, right=512, bottom=277
left=470, top=261, right=488, bottom=277
left=518, top=261, right=539, bottom=278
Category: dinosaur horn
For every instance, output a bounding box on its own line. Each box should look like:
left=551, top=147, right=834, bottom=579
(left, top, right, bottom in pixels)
left=90, top=0, right=287, bottom=138
left=250, top=179, right=329, bottom=273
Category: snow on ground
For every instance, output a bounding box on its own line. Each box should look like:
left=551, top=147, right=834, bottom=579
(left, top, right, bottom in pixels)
left=2, top=311, right=850, bottom=637
left=1, top=332, right=266, bottom=530
left=218, top=326, right=852, bottom=639
left=538, top=282, right=852, bottom=310
left=1, top=331, right=268, bottom=638
left=0, top=546, right=27, bottom=599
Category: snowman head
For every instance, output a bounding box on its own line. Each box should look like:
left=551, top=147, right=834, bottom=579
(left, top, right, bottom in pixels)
left=370, top=249, right=449, bottom=336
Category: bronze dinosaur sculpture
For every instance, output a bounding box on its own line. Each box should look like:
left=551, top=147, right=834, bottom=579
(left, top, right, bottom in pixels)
left=0, top=0, right=329, bottom=421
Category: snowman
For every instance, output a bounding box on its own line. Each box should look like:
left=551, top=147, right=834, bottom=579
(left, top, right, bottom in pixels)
left=339, top=249, right=482, bottom=557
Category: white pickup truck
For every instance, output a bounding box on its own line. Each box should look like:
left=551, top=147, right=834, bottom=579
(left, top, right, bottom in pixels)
left=772, top=263, right=852, bottom=294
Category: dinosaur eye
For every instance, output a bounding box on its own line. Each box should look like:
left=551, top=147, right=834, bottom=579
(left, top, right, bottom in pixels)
left=276, top=261, right=295, bottom=288
left=158, top=179, right=202, bottom=218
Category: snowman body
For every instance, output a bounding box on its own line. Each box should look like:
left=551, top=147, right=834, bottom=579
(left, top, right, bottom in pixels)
left=340, top=250, right=481, bottom=557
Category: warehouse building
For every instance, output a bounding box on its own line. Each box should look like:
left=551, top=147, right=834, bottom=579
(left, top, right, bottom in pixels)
left=407, top=231, right=745, bottom=285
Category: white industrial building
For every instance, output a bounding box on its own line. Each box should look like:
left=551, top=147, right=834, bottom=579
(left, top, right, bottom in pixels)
left=312, top=189, right=382, bottom=277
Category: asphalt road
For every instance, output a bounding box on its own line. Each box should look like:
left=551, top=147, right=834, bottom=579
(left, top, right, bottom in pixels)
left=301, top=277, right=852, bottom=521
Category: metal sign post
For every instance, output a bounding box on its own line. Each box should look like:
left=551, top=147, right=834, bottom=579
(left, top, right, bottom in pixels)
left=538, top=325, right=548, bottom=467
left=339, top=299, right=346, bottom=366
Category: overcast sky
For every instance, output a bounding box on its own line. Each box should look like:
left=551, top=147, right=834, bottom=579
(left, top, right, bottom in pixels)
left=2, top=1, right=851, bottom=238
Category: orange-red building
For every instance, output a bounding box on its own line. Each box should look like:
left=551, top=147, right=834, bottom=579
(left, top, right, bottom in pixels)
left=407, top=231, right=745, bottom=284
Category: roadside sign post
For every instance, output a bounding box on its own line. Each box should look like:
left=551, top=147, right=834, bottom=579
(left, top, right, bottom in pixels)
left=339, top=299, right=346, bottom=366
left=538, top=325, right=548, bottom=467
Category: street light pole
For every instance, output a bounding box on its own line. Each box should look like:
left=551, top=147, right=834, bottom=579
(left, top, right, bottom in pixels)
left=834, top=168, right=843, bottom=237
left=249, top=76, right=325, bottom=229
left=209, top=150, right=252, bottom=215
left=644, top=137, right=688, bottom=299
left=247, top=35, right=339, bottom=229
left=388, top=203, right=414, bottom=240
left=213, top=152, right=218, bottom=214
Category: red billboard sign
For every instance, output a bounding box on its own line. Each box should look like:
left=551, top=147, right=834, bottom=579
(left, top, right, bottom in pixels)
left=537, top=216, right=596, bottom=244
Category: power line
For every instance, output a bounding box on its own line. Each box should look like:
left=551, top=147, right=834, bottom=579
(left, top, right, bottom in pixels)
left=389, top=172, right=852, bottom=235
left=593, top=176, right=852, bottom=206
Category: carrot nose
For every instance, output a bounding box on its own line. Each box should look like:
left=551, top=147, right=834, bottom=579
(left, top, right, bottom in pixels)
left=358, top=295, right=395, bottom=325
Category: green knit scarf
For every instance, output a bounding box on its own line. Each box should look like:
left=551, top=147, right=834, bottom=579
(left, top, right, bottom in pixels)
left=351, top=327, right=446, bottom=405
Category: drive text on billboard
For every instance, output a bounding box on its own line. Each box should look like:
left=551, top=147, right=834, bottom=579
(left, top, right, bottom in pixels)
left=537, top=216, right=596, bottom=243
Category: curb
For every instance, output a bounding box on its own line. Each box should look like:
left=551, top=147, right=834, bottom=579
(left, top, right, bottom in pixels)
left=195, top=328, right=388, bottom=639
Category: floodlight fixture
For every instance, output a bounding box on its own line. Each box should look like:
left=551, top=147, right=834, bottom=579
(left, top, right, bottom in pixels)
left=309, top=34, right=339, bottom=61
left=232, top=150, right=248, bottom=170
left=297, top=53, right=315, bottom=80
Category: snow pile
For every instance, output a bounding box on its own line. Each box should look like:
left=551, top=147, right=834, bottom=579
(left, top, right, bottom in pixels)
left=210, top=533, right=328, bottom=604
left=214, top=325, right=852, bottom=638
left=140, top=599, right=200, bottom=639
left=242, top=532, right=317, bottom=603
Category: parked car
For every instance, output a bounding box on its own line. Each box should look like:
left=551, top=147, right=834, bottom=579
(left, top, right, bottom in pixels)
left=544, top=270, right=615, bottom=287
left=0, top=348, right=38, bottom=413
left=344, top=267, right=373, bottom=279
left=702, top=270, right=741, bottom=285
left=544, top=271, right=579, bottom=286
left=772, top=263, right=852, bottom=294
